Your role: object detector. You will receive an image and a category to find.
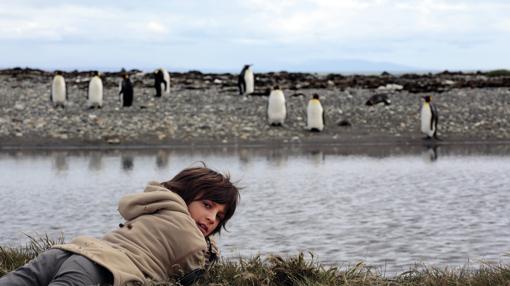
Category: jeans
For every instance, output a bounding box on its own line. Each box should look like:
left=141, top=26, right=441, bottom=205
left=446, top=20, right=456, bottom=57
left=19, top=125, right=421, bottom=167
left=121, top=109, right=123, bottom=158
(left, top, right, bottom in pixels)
left=0, top=248, right=113, bottom=286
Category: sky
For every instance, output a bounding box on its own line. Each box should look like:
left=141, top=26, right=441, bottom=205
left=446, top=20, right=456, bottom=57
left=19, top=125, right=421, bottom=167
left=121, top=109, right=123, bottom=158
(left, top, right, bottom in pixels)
left=1, top=0, right=509, bottom=73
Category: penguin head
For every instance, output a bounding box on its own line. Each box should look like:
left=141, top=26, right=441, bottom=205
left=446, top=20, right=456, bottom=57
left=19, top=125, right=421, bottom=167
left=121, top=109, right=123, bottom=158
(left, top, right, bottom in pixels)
left=93, top=71, right=100, bottom=77
left=423, top=95, right=431, bottom=102
left=273, top=85, right=280, bottom=90
left=312, top=93, right=320, bottom=100
left=55, top=70, right=63, bottom=76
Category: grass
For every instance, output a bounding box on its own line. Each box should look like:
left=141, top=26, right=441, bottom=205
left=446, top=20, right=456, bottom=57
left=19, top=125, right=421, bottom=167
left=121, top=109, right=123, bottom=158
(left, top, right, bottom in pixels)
left=485, top=69, right=510, bottom=77
left=0, top=234, right=64, bottom=276
left=2, top=237, right=510, bottom=285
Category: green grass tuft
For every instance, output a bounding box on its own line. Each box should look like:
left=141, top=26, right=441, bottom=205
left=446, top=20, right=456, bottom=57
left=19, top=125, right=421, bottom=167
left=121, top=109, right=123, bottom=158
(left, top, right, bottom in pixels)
left=485, top=69, right=510, bottom=77
left=0, top=234, right=64, bottom=276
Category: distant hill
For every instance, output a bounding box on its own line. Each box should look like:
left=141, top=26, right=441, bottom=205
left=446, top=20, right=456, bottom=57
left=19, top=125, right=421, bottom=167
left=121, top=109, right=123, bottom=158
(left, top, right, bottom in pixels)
left=269, top=59, right=423, bottom=74
left=181, top=59, right=426, bottom=74
left=0, top=59, right=427, bottom=74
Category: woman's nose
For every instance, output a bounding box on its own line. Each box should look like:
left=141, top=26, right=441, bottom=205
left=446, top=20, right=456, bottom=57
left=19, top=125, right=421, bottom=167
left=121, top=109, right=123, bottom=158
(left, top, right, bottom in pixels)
left=206, top=211, right=216, bottom=224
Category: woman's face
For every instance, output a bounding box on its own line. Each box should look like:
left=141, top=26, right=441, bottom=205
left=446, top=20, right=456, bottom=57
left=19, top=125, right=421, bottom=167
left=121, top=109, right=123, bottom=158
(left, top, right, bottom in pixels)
left=188, top=199, right=226, bottom=237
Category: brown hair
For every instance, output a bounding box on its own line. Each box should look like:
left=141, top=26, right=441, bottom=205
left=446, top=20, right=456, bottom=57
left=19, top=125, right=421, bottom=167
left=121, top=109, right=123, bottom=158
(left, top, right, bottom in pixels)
left=161, top=164, right=240, bottom=235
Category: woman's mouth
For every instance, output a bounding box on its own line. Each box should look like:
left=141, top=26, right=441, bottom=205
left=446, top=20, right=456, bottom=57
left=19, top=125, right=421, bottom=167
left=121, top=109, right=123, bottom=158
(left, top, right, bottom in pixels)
left=197, top=223, right=208, bottom=235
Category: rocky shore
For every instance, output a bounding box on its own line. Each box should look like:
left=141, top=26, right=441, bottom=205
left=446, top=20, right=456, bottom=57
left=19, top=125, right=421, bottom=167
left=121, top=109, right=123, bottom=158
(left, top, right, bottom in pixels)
left=1, top=67, right=510, bottom=148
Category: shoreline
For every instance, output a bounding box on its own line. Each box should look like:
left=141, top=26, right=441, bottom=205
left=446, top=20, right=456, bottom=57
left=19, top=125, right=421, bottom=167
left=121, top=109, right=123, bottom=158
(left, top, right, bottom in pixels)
left=1, top=68, right=510, bottom=149
left=2, top=138, right=510, bottom=151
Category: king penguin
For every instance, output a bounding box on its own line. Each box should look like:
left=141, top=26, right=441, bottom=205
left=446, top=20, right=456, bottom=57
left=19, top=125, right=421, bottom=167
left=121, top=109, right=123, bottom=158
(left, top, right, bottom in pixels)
left=119, top=72, right=134, bottom=107
left=267, top=85, right=286, bottom=126
left=307, top=93, right=325, bottom=132
left=238, top=64, right=254, bottom=95
left=420, top=95, right=439, bottom=139
left=154, top=69, right=167, bottom=98
left=88, top=71, right=103, bottom=109
left=51, top=70, right=67, bottom=108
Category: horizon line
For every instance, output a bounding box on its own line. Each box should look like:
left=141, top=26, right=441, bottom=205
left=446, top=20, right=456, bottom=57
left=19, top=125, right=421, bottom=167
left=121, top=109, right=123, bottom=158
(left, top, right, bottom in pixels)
left=1, top=65, right=506, bottom=75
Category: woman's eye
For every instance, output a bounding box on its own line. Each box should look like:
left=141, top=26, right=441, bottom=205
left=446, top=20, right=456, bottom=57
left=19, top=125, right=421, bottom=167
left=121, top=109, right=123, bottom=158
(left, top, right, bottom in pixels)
left=203, top=201, right=211, bottom=208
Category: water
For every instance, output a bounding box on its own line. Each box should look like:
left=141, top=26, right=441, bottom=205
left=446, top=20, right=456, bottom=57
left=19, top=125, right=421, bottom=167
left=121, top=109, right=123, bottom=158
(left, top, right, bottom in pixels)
left=1, top=144, right=509, bottom=272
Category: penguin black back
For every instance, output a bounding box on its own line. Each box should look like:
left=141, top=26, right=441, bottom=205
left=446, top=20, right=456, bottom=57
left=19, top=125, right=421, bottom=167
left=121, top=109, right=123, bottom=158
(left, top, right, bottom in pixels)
left=120, top=74, right=134, bottom=107
left=238, top=64, right=250, bottom=95
left=154, top=69, right=165, bottom=97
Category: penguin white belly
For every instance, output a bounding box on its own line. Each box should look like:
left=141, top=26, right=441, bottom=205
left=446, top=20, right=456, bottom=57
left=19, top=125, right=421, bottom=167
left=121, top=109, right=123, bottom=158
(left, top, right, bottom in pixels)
left=52, top=76, right=66, bottom=104
left=307, top=101, right=324, bottom=131
left=267, top=90, right=286, bottom=124
left=421, top=104, right=434, bottom=136
left=163, top=69, right=170, bottom=93
left=244, top=71, right=254, bottom=94
left=88, top=77, right=103, bottom=106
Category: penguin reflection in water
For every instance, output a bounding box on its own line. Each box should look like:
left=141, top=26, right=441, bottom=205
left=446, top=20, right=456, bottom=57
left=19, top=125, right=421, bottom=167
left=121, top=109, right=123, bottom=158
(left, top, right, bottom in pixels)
left=51, top=70, right=67, bottom=108
left=267, top=86, right=286, bottom=126
left=238, top=64, right=254, bottom=95
left=119, top=72, right=134, bottom=107
left=307, top=94, right=325, bottom=132
left=420, top=95, right=439, bottom=140
left=154, top=68, right=168, bottom=98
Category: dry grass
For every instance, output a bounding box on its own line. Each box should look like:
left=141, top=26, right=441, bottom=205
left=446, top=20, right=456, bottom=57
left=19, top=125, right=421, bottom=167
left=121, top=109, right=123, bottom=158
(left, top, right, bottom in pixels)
left=2, top=237, right=509, bottom=285
left=0, top=234, right=64, bottom=276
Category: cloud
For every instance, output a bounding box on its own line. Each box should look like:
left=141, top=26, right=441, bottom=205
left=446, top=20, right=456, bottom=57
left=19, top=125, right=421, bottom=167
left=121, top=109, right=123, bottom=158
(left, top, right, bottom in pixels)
left=0, top=0, right=509, bottom=70
left=236, top=0, right=509, bottom=45
left=146, top=21, right=168, bottom=34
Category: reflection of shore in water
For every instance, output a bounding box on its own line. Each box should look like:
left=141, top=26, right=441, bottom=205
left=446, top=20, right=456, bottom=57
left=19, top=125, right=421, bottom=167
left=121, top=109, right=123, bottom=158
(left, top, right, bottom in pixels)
left=88, top=152, right=103, bottom=171
left=309, top=150, right=325, bottom=165
left=52, top=152, right=69, bottom=171
left=266, top=149, right=288, bottom=166
left=422, top=144, right=439, bottom=162
left=121, top=156, right=134, bottom=171
left=155, top=150, right=169, bottom=169
left=238, top=148, right=251, bottom=166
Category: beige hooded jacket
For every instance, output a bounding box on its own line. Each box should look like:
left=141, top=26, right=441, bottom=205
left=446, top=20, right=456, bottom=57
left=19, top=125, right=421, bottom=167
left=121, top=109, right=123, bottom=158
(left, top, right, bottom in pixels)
left=53, top=182, right=208, bottom=286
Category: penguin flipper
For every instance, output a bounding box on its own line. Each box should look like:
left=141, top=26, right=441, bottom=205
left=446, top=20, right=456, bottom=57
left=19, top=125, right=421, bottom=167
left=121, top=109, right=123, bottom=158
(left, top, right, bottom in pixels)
left=322, top=110, right=326, bottom=126
left=238, top=80, right=245, bottom=95
left=285, top=101, right=288, bottom=121
left=432, top=105, right=439, bottom=138
left=266, top=100, right=270, bottom=122
left=430, top=103, right=438, bottom=132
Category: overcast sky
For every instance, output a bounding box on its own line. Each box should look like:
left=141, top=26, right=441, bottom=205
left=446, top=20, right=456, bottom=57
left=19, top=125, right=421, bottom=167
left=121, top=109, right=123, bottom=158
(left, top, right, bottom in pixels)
left=1, top=0, right=509, bottom=72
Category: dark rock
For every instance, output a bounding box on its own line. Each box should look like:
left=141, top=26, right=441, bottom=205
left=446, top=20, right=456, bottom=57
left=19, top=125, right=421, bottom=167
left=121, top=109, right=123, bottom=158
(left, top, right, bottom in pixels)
left=366, top=93, right=391, bottom=106
left=337, top=120, right=352, bottom=127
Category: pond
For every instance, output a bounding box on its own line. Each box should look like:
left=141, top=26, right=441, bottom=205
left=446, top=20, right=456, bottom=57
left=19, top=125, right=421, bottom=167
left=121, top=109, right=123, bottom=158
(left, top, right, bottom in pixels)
left=1, top=144, right=509, bottom=272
